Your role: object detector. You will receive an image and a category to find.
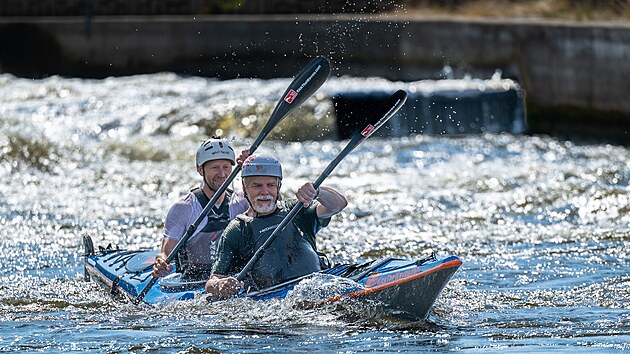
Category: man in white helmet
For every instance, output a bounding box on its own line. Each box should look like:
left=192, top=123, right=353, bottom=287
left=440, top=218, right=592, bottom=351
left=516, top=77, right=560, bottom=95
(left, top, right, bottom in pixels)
left=152, top=137, right=250, bottom=280
left=205, top=154, right=347, bottom=300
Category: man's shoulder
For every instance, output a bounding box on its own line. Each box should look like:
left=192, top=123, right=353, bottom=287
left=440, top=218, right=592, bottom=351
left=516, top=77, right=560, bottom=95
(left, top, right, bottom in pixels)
left=167, top=190, right=198, bottom=211
left=221, top=214, right=251, bottom=245
left=228, top=189, right=244, bottom=203
left=235, top=213, right=253, bottom=223
left=225, top=213, right=250, bottom=232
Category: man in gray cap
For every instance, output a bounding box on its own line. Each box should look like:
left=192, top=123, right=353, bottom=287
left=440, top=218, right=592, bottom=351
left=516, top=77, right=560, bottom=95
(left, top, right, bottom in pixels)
left=205, top=154, right=347, bottom=300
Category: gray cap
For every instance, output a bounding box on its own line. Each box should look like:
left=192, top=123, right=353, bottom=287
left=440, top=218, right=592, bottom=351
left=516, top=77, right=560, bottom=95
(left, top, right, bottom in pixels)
left=196, top=138, right=235, bottom=166
left=241, top=154, right=282, bottom=179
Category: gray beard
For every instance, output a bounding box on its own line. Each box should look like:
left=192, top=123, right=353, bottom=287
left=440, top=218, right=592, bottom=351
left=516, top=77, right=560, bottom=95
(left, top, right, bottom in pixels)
left=252, top=197, right=276, bottom=214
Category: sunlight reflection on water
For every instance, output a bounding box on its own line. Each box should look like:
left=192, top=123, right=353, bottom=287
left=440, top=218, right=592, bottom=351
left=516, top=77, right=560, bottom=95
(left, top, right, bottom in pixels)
left=0, top=74, right=628, bottom=352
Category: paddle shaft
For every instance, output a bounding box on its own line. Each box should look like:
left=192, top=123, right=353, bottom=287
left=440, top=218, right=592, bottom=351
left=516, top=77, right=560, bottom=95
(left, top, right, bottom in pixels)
left=235, top=89, right=408, bottom=282
left=133, top=56, right=330, bottom=304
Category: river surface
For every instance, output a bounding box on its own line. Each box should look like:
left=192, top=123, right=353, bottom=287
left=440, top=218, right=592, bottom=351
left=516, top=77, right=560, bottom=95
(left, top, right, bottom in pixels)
left=0, top=73, right=628, bottom=352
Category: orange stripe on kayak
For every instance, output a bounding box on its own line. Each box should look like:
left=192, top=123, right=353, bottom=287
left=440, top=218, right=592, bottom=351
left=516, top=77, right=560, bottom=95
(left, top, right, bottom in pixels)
left=327, top=259, right=462, bottom=303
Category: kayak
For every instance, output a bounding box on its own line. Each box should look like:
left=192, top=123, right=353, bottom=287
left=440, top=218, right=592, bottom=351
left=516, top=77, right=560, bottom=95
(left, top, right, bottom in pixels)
left=82, top=235, right=462, bottom=320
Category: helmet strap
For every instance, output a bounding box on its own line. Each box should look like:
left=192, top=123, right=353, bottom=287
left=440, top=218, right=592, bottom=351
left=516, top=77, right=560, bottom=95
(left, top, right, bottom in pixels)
left=242, top=181, right=253, bottom=208
left=242, top=181, right=261, bottom=217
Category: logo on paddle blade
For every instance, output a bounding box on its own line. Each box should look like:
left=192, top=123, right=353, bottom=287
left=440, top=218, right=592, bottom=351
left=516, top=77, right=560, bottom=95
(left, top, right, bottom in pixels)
left=361, top=124, right=376, bottom=137
left=284, top=89, right=298, bottom=103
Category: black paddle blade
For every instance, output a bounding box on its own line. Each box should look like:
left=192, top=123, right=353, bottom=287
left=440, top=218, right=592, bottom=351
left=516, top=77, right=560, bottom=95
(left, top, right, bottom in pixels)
left=357, top=89, right=408, bottom=138
left=265, top=56, right=331, bottom=129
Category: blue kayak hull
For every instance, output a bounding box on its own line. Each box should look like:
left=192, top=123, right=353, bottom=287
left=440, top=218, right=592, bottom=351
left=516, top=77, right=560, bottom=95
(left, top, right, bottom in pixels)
left=83, top=236, right=461, bottom=320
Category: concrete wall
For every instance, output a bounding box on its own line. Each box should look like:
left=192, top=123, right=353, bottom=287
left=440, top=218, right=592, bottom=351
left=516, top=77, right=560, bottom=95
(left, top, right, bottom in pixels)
left=400, top=19, right=630, bottom=142
left=1, top=15, right=629, bottom=142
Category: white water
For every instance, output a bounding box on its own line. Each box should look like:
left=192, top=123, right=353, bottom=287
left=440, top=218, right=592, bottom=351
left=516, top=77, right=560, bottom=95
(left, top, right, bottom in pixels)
left=0, top=73, right=628, bottom=352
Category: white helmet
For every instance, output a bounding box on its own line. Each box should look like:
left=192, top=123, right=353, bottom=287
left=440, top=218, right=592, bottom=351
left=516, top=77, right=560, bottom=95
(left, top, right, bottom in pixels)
left=196, top=138, right=235, bottom=166
left=242, top=154, right=283, bottom=179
